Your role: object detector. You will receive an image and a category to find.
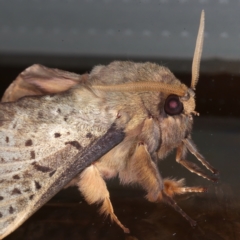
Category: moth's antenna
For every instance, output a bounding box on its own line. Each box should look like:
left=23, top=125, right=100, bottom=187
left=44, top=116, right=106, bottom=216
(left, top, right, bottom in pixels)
left=191, top=10, right=205, bottom=90
left=93, top=81, right=188, bottom=97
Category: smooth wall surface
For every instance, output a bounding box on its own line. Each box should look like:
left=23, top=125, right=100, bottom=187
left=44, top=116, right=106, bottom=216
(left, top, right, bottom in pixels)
left=0, top=1, right=240, bottom=72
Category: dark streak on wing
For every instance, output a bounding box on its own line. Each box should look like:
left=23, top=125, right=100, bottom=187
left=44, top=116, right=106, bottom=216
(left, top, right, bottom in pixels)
left=9, top=206, right=14, bottom=214
left=49, top=170, right=56, bottom=177
left=11, top=188, right=21, bottom=195
left=86, top=132, right=93, bottom=138
left=32, top=162, right=53, bottom=173
left=12, top=175, right=20, bottom=180
left=65, top=141, right=82, bottom=150
left=34, top=181, right=41, bottom=190
left=30, top=151, right=35, bottom=159
left=29, top=195, right=34, bottom=200
left=25, top=139, right=33, bottom=146
left=54, top=133, right=61, bottom=138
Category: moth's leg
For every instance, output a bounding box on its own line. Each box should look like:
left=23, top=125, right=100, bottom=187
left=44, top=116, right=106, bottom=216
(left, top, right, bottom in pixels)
left=121, top=143, right=205, bottom=198
left=176, top=140, right=218, bottom=182
left=121, top=142, right=200, bottom=226
left=161, top=192, right=198, bottom=226
left=163, top=178, right=207, bottom=197
left=162, top=178, right=206, bottom=226
left=183, top=138, right=219, bottom=175
left=119, top=142, right=164, bottom=202
left=78, top=165, right=130, bottom=233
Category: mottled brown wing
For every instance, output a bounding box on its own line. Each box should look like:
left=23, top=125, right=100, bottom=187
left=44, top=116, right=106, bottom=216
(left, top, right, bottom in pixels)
left=0, top=86, right=125, bottom=239
left=1, top=64, right=88, bottom=102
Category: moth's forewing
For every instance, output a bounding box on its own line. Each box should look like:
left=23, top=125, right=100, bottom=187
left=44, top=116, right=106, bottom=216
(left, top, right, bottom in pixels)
left=2, top=64, right=87, bottom=102
left=0, top=86, right=125, bottom=239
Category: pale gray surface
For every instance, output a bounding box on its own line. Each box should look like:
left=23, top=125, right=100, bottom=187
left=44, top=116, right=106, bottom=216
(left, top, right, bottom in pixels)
left=0, top=0, right=240, bottom=71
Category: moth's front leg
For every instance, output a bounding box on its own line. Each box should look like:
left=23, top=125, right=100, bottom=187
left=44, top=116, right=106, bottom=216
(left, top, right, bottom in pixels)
left=183, top=138, right=219, bottom=175
left=77, top=165, right=130, bottom=233
left=176, top=139, right=218, bottom=182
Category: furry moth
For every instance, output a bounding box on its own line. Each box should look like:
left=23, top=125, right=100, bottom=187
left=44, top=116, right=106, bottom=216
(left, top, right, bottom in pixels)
left=0, top=10, right=218, bottom=238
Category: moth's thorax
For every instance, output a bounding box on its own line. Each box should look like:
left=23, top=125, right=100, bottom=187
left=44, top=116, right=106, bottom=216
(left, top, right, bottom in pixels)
left=89, top=61, right=195, bottom=164
left=89, top=61, right=180, bottom=87
left=89, top=60, right=185, bottom=117
left=157, top=89, right=195, bottom=159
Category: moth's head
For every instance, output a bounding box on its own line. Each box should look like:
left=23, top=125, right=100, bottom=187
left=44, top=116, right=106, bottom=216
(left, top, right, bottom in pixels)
left=161, top=10, right=205, bottom=118
left=163, top=89, right=195, bottom=120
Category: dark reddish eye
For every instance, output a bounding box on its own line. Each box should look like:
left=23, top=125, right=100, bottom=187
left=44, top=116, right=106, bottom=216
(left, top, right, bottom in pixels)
left=164, top=95, right=183, bottom=115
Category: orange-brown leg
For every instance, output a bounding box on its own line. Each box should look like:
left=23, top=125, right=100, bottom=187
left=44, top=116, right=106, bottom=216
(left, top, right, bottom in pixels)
left=78, top=165, right=129, bottom=233
left=176, top=140, right=218, bottom=182
left=119, top=142, right=204, bottom=226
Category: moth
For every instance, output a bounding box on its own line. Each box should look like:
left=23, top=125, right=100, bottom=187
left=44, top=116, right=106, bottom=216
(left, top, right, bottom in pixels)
left=0, top=10, right=218, bottom=238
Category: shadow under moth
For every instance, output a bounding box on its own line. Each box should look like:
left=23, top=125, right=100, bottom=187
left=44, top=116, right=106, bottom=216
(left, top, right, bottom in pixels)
left=0, top=10, right=218, bottom=238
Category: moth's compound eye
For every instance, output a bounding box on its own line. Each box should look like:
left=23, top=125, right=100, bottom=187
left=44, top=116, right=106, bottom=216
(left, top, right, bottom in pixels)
left=164, top=94, right=183, bottom=115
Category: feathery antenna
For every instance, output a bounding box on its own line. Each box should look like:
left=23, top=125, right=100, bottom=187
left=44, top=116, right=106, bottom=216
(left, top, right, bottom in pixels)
left=191, top=10, right=205, bottom=90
